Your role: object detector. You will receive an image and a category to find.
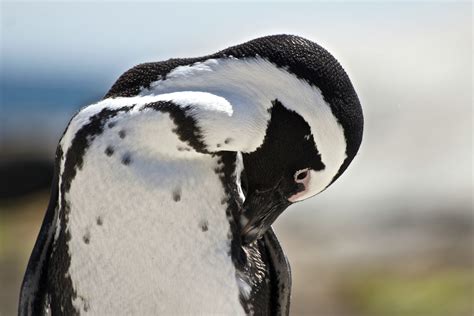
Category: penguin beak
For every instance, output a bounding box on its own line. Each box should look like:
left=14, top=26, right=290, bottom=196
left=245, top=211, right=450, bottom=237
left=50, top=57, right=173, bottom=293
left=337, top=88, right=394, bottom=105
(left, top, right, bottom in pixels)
left=240, top=188, right=290, bottom=245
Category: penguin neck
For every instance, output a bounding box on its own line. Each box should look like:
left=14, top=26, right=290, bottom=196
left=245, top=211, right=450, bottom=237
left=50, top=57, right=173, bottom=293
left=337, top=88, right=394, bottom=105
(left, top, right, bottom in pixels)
left=138, top=58, right=282, bottom=153
left=138, top=56, right=348, bottom=185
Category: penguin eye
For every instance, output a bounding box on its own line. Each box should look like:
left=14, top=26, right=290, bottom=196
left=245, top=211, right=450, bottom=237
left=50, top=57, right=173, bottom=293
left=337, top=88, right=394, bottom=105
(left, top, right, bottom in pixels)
left=294, top=168, right=310, bottom=183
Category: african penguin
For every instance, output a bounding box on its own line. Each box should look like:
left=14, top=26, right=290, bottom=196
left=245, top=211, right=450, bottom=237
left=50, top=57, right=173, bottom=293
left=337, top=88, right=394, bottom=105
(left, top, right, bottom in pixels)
left=19, top=34, right=363, bottom=315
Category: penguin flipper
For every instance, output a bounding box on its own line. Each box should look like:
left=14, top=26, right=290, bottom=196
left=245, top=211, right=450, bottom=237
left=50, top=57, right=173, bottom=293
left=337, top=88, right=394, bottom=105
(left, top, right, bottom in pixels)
left=18, top=148, right=61, bottom=316
left=263, top=227, right=291, bottom=316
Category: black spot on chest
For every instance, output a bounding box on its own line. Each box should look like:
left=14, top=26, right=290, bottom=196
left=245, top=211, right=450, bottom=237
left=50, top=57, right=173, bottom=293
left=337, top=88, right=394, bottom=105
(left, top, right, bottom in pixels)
left=105, top=146, right=114, bottom=156
left=172, top=188, right=181, bottom=202
left=121, top=153, right=132, bottom=165
left=200, top=220, right=209, bottom=232
left=177, top=146, right=191, bottom=152
left=118, top=129, right=126, bottom=139
left=82, top=233, right=90, bottom=244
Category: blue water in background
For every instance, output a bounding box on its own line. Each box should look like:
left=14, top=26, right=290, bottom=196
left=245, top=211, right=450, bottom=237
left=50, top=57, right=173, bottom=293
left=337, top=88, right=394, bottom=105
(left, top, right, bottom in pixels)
left=1, top=70, right=107, bottom=157
left=2, top=74, right=103, bottom=112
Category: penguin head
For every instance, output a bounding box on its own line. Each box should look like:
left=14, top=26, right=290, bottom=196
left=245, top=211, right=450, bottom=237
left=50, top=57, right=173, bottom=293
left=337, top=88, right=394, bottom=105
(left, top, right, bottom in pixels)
left=106, top=34, right=363, bottom=245
left=232, top=35, right=364, bottom=245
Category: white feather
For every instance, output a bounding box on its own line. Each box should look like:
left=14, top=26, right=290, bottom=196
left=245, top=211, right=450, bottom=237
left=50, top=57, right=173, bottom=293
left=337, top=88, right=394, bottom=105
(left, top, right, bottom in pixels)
left=65, top=108, right=245, bottom=314
left=142, top=57, right=347, bottom=198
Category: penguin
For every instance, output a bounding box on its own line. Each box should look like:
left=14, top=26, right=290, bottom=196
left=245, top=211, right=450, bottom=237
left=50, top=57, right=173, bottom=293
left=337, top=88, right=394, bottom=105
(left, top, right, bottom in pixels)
left=19, top=34, right=363, bottom=315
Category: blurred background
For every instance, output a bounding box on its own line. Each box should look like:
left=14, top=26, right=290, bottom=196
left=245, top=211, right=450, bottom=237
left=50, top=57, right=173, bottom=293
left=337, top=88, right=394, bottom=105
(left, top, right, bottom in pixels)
left=1, top=1, right=472, bottom=315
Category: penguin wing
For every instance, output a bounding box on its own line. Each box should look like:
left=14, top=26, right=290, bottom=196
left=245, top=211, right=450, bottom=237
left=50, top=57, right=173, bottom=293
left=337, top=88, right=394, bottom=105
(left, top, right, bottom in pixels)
left=18, top=150, right=61, bottom=316
left=263, top=227, right=291, bottom=316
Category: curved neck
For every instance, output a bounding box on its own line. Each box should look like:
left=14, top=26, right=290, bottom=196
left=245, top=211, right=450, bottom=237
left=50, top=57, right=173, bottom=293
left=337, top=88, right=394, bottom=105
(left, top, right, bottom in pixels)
left=138, top=57, right=348, bottom=189
left=139, top=57, right=347, bottom=163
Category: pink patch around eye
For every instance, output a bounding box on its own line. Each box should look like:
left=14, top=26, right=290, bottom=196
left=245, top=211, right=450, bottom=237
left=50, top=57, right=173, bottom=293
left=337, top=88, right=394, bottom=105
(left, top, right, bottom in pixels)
left=288, top=191, right=304, bottom=202
left=289, top=169, right=311, bottom=202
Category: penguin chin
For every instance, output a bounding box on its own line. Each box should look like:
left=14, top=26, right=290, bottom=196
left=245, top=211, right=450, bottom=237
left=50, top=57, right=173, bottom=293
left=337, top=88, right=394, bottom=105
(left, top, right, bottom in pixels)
left=240, top=215, right=276, bottom=246
left=240, top=192, right=290, bottom=246
left=241, top=225, right=261, bottom=246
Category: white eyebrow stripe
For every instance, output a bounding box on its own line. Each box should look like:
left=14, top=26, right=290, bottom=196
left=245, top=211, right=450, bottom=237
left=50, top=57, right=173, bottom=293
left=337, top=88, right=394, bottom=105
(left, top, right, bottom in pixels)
left=143, top=57, right=347, bottom=196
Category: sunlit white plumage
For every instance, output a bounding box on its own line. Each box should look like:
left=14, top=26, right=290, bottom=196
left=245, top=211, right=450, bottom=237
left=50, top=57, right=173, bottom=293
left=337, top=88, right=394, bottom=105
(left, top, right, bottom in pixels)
left=19, top=34, right=363, bottom=316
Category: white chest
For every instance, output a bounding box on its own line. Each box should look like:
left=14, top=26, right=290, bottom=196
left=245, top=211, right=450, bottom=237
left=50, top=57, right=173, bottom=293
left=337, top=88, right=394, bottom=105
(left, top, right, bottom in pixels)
left=63, top=111, right=244, bottom=315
